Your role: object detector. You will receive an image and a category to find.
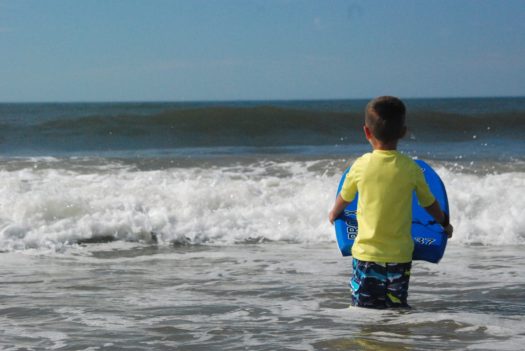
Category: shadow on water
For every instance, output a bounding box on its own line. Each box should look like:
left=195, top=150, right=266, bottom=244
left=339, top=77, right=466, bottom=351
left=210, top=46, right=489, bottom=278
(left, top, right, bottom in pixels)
left=313, top=311, right=500, bottom=351
left=314, top=337, right=414, bottom=351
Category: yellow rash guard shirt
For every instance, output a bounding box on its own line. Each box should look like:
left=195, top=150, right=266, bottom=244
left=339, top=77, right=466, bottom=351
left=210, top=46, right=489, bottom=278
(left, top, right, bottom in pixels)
left=340, top=150, right=435, bottom=263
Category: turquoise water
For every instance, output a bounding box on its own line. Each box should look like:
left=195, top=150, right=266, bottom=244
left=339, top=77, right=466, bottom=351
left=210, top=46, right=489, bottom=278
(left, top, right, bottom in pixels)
left=0, top=98, right=524, bottom=160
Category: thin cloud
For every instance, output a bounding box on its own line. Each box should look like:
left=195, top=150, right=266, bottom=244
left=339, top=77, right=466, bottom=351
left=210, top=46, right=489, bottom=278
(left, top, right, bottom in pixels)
left=348, top=2, right=364, bottom=20
left=313, top=17, right=323, bottom=30
left=150, top=58, right=246, bottom=71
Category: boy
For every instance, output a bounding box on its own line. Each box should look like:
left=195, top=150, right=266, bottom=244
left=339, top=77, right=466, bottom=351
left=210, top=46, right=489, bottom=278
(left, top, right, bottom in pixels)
left=328, top=96, right=453, bottom=309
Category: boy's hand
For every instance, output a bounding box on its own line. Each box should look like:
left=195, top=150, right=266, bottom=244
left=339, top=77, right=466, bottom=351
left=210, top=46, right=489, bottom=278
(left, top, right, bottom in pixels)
left=440, top=213, right=453, bottom=238
left=329, top=195, right=351, bottom=225
left=328, top=210, right=337, bottom=225
left=444, top=224, right=453, bottom=238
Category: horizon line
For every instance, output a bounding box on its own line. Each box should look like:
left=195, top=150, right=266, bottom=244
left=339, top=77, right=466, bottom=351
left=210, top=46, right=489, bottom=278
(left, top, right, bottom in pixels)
left=1, top=94, right=524, bottom=104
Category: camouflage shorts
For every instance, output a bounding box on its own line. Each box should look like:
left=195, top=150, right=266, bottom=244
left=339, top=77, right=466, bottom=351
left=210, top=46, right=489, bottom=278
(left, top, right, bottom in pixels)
left=350, top=258, right=412, bottom=309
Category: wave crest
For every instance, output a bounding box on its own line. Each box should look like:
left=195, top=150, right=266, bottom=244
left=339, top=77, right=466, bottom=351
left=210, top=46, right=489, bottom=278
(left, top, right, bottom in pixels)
left=0, top=161, right=523, bottom=252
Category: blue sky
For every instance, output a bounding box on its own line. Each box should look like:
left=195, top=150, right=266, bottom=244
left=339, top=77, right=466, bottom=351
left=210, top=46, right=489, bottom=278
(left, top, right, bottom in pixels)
left=1, top=0, right=524, bottom=102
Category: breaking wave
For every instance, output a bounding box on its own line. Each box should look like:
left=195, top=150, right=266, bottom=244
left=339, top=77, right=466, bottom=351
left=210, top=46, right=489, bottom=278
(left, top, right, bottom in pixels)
left=0, top=160, right=523, bottom=252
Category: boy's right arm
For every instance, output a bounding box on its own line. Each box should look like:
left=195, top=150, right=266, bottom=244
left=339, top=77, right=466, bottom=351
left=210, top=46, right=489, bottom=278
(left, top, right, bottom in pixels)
left=329, top=194, right=350, bottom=225
left=424, top=201, right=453, bottom=238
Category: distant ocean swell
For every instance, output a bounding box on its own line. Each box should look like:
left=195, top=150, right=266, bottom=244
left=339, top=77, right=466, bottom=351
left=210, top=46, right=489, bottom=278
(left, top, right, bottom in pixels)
left=0, top=106, right=524, bottom=153
left=0, top=161, right=523, bottom=252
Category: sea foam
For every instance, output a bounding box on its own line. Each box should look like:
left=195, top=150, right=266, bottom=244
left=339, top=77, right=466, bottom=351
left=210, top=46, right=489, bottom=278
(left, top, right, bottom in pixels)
left=0, top=160, right=523, bottom=252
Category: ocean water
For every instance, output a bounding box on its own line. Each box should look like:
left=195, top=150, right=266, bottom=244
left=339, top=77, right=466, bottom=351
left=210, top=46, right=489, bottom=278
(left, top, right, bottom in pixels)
left=0, top=98, right=524, bottom=350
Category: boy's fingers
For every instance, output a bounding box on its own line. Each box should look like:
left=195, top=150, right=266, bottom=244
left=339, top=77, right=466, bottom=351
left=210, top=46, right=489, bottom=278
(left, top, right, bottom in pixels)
left=445, top=224, right=453, bottom=238
left=328, top=211, right=335, bottom=225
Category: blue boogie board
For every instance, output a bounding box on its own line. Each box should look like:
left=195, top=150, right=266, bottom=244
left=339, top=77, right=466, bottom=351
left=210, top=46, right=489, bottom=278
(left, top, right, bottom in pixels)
left=334, top=159, right=449, bottom=263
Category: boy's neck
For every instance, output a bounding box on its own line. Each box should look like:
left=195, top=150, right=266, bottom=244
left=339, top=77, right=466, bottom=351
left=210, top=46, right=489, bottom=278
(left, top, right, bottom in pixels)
left=363, top=125, right=402, bottom=151
left=370, top=139, right=398, bottom=151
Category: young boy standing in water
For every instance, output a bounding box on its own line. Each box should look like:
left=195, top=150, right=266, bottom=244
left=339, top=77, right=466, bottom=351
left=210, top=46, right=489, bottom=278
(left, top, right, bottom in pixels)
left=328, top=96, right=453, bottom=308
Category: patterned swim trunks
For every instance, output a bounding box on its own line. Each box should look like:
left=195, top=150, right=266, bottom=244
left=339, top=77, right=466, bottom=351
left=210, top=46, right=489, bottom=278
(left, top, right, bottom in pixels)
left=350, top=258, right=412, bottom=309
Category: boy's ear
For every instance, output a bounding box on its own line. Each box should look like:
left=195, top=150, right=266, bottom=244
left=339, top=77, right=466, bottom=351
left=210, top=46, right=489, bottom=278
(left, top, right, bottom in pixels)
left=400, top=126, right=407, bottom=138
left=363, top=125, right=373, bottom=140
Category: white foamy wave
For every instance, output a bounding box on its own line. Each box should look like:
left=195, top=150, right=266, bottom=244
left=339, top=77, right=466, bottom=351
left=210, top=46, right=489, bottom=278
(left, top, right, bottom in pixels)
left=0, top=161, right=523, bottom=252
left=438, top=167, right=525, bottom=246
left=0, top=161, right=336, bottom=252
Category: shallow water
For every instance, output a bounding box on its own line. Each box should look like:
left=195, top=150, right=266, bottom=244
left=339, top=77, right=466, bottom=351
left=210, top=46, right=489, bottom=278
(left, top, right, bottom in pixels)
left=1, top=243, right=524, bottom=350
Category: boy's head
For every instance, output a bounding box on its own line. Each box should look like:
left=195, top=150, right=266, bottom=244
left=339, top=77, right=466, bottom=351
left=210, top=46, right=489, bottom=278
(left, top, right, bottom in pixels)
left=365, top=96, right=406, bottom=143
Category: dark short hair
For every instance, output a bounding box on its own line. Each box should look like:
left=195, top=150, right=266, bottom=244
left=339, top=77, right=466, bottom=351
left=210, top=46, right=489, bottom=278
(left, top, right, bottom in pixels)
left=365, top=96, right=406, bottom=143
